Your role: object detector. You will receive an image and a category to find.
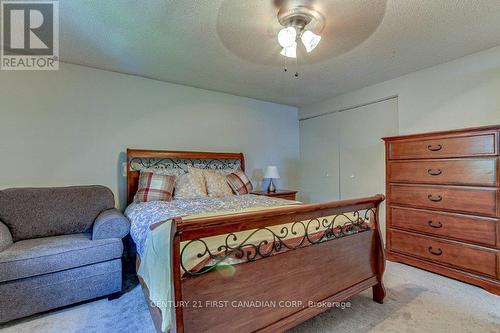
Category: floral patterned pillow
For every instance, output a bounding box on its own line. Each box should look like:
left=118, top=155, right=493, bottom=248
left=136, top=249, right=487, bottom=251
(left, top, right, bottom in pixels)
left=174, top=167, right=208, bottom=199
left=204, top=170, right=234, bottom=197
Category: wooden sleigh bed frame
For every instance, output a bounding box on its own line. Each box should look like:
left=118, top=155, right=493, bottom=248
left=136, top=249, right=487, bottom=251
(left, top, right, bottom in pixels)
left=127, top=149, right=386, bottom=333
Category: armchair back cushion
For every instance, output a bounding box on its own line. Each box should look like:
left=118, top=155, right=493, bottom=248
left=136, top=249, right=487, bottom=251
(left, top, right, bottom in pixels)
left=0, top=186, right=115, bottom=242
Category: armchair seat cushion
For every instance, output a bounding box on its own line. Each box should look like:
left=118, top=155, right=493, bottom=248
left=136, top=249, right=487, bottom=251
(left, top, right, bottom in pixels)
left=0, top=233, right=123, bottom=283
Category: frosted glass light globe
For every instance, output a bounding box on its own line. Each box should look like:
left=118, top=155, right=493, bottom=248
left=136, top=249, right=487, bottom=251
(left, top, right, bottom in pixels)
left=301, top=30, right=321, bottom=52
left=280, top=42, right=297, bottom=58
left=278, top=27, right=297, bottom=48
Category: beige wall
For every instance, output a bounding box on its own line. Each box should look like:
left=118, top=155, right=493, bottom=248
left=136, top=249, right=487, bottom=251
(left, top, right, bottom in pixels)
left=0, top=63, right=299, bottom=208
left=300, top=45, right=500, bottom=134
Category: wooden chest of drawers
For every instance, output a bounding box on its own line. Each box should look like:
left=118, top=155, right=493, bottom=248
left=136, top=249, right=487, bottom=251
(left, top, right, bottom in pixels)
left=383, top=125, right=500, bottom=295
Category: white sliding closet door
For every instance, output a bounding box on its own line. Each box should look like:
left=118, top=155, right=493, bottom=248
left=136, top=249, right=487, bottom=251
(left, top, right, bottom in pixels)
left=338, top=98, right=398, bottom=200
left=299, top=97, right=398, bottom=240
left=299, top=112, right=340, bottom=203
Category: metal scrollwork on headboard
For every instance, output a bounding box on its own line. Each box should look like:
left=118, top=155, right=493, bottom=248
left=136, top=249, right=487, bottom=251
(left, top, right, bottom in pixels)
left=181, top=209, right=374, bottom=277
left=129, top=157, right=241, bottom=174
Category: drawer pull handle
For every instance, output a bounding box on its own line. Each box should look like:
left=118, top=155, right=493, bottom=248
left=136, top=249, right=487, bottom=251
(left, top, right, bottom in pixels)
left=427, top=168, right=442, bottom=176
left=427, top=144, right=442, bottom=151
left=428, top=246, right=443, bottom=256
left=428, top=220, right=443, bottom=228
left=427, top=194, right=442, bottom=202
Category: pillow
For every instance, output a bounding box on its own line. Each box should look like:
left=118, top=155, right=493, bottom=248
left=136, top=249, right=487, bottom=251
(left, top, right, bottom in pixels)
left=204, top=170, right=234, bottom=197
left=134, top=172, right=176, bottom=203
left=226, top=169, right=253, bottom=195
left=174, top=167, right=208, bottom=199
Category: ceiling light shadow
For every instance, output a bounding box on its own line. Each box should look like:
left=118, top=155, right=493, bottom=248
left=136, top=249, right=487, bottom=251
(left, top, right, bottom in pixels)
left=216, top=0, right=388, bottom=66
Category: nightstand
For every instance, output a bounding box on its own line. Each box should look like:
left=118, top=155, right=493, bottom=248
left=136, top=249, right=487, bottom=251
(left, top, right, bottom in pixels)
left=251, top=190, right=298, bottom=201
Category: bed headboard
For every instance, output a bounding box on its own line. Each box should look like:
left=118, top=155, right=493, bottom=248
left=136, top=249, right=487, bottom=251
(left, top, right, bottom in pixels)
left=126, top=149, right=245, bottom=205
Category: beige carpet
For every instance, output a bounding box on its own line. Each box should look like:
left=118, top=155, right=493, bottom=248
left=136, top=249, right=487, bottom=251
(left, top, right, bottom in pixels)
left=1, top=262, right=499, bottom=333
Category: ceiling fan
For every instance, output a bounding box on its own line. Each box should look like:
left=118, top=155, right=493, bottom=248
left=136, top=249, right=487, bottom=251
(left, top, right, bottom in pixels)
left=274, top=0, right=325, bottom=58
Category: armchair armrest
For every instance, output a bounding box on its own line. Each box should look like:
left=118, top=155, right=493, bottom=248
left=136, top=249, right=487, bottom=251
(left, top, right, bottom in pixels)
left=0, top=220, right=13, bottom=252
left=92, top=208, right=130, bottom=240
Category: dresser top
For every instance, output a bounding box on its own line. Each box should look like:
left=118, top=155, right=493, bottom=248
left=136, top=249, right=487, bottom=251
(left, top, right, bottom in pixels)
left=382, top=124, right=500, bottom=141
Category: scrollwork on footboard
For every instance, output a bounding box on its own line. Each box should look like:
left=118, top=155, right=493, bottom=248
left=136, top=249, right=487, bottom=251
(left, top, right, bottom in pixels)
left=180, top=209, right=375, bottom=277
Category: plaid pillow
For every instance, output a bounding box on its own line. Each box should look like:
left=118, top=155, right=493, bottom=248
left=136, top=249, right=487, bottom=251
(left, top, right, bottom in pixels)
left=134, top=172, right=176, bottom=203
left=226, top=169, right=253, bottom=195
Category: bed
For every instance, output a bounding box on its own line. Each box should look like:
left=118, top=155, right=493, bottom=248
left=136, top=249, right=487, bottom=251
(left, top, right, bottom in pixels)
left=125, top=149, right=386, bottom=333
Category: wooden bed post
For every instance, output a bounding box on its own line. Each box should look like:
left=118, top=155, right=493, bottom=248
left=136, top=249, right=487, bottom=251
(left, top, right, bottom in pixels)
left=171, top=218, right=184, bottom=333
left=370, top=197, right=386, bottom=303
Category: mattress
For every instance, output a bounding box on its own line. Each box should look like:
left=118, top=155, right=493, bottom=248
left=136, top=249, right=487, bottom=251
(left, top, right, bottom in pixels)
left=125, top=194, right=300, bottom=258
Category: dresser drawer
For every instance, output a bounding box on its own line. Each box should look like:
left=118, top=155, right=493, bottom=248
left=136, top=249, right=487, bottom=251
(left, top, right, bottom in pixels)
left=389, top=184, right=498, bottom=217
left=388, top=158, right=498, bottom=186
left=390, top=206, right=497, bottom=247
left=388, top=133, right=497, bottom=160
left=390, top=229, right=498, bottom=277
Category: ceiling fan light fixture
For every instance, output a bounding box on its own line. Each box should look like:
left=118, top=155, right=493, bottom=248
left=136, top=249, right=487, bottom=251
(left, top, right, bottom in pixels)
left=278, top=27, right=297, bottom=48
left=301, top=30, right=321, bottom=53
left=275, top=2, right=325, bottom=59
left=280, top=42, right=297, bottom=58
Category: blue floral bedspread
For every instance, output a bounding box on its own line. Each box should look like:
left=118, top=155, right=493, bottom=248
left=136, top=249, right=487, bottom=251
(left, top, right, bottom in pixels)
left=125, top=194, right=297, bottom=257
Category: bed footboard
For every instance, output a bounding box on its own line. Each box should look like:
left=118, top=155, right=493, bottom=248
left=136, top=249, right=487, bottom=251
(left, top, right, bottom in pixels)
left=170, top=194, right=386, bottom=333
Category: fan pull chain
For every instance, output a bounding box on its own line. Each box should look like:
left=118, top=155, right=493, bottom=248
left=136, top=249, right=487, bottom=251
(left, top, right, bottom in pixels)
left=280, top=51, right=299, bottom=79
left=294, top=54, right=299, bottom=79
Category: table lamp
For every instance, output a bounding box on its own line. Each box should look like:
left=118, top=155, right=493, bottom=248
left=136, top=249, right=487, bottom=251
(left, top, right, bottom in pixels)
left=264, top=166, right=280, bottom=193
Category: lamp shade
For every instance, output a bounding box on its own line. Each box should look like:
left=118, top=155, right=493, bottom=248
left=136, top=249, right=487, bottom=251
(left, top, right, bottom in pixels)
left=264, top=166, right=280, bottom=179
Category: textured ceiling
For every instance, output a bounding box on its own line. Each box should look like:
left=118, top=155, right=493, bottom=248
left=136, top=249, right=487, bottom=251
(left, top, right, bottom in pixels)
left=57, top=0, right=500, bottom=107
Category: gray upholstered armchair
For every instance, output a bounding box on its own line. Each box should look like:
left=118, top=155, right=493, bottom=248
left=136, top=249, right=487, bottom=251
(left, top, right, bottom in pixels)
left=0, top=186, right=130, bottom=323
